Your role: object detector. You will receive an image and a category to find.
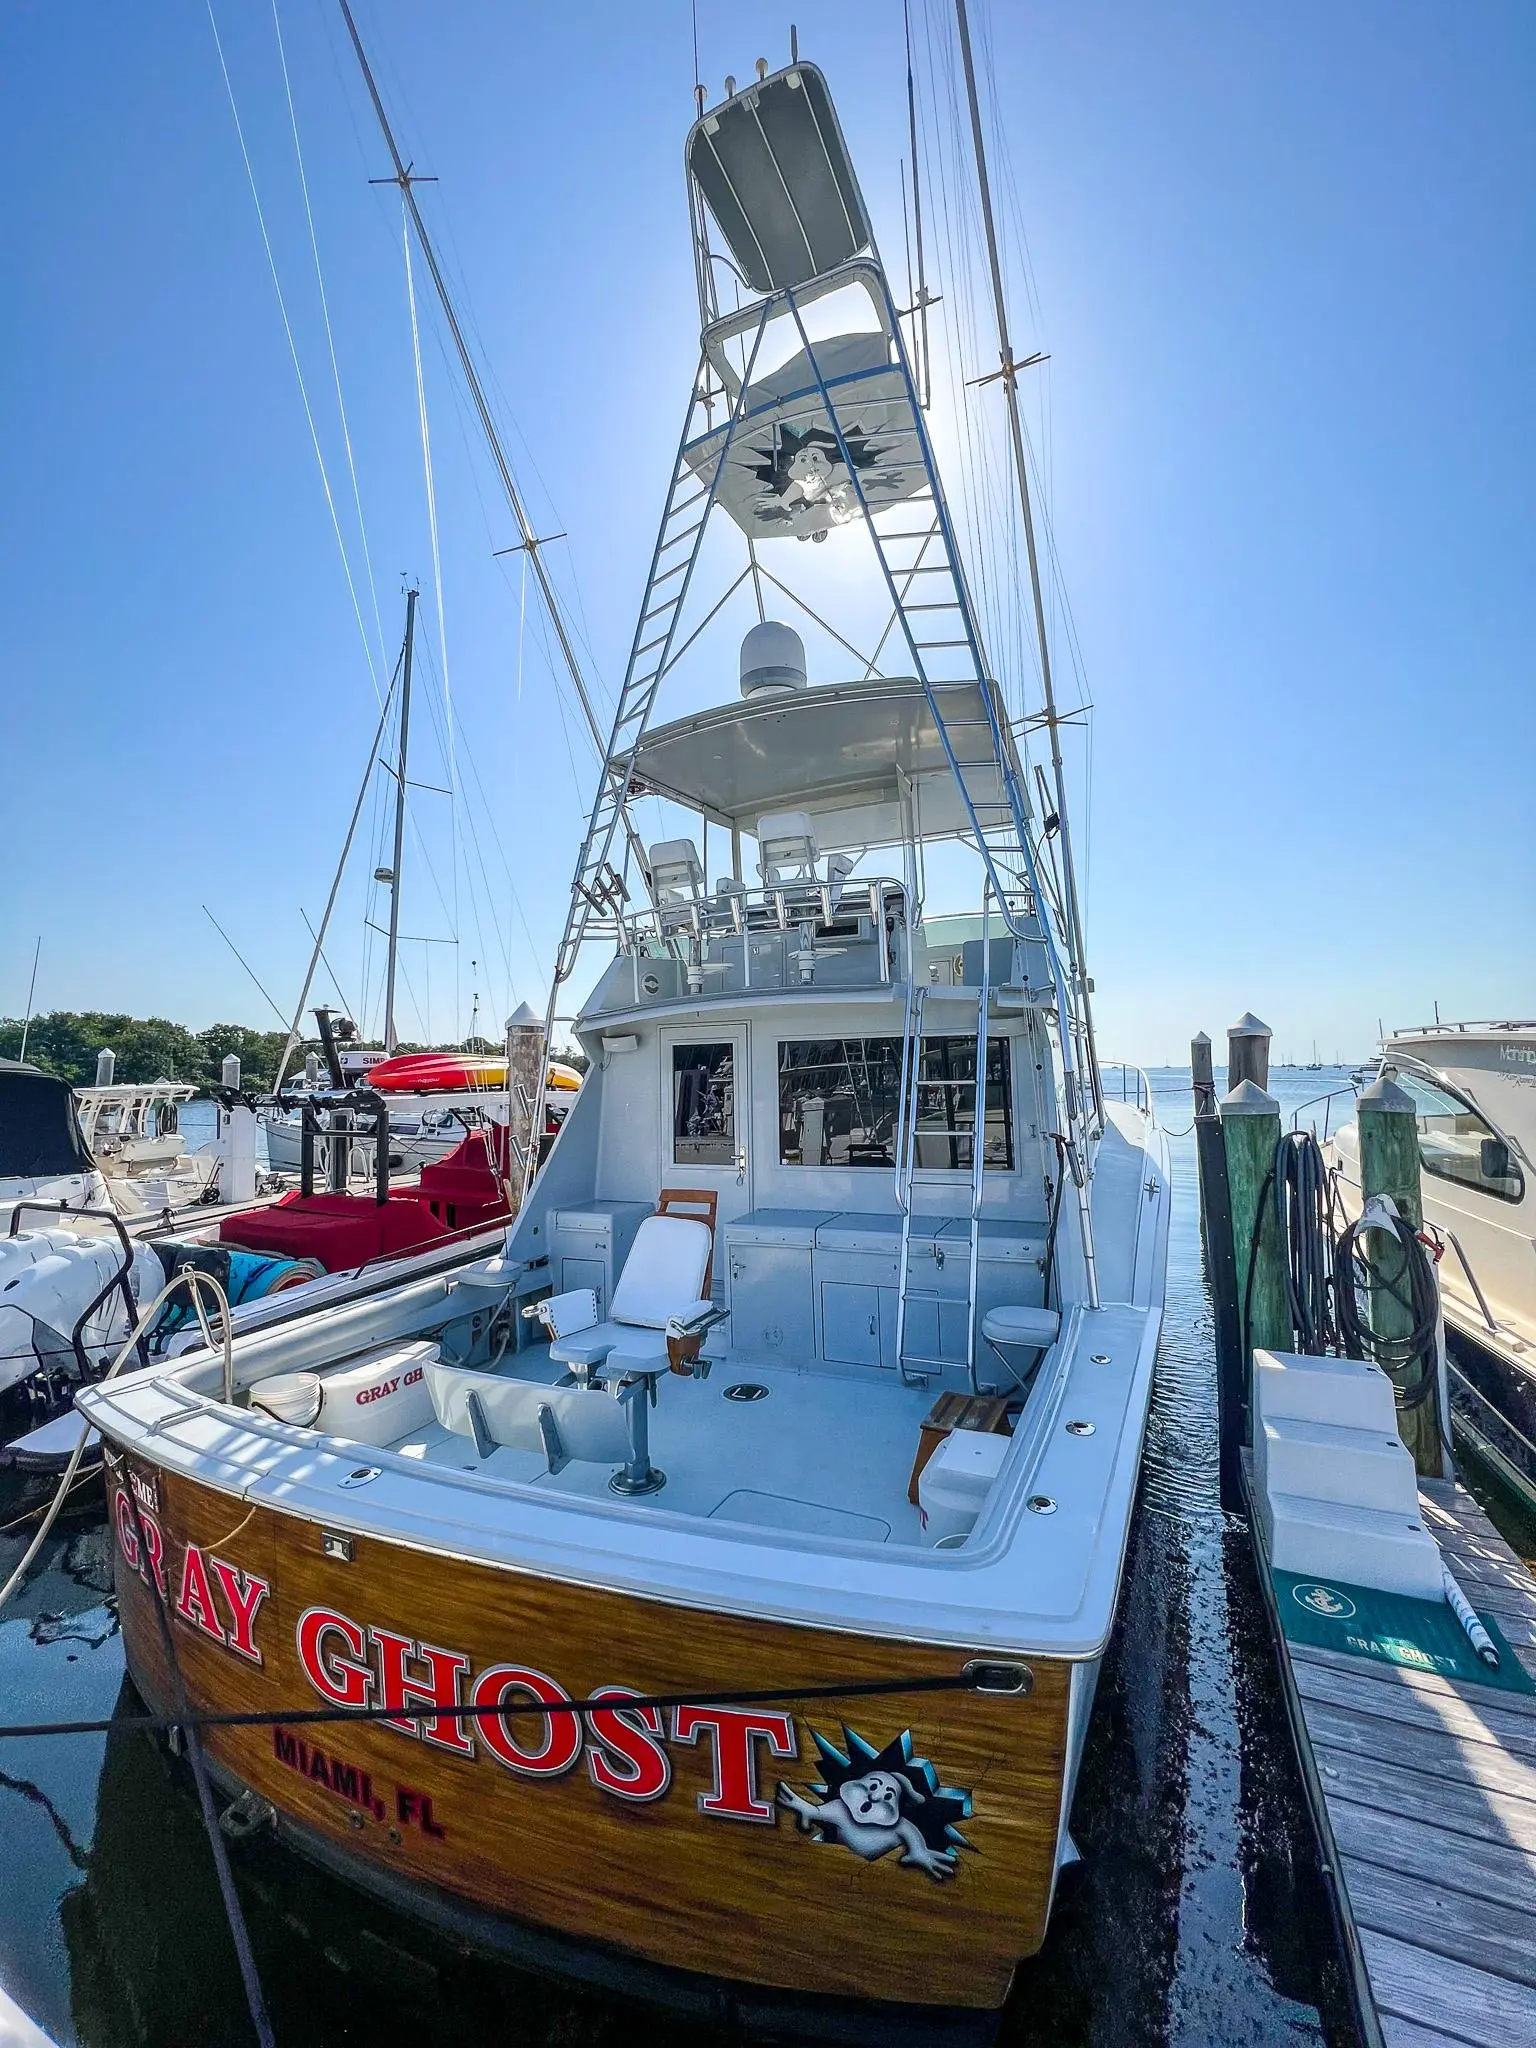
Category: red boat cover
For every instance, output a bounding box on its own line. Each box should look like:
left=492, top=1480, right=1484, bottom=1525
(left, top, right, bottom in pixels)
left=220, top=1125, right=514, bottom=1273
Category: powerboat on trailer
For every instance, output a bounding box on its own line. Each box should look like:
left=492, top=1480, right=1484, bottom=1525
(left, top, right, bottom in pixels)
left=81, top=47, right=1169, bottom=2033
left=1332, top=1021, right=1536, bottom=1509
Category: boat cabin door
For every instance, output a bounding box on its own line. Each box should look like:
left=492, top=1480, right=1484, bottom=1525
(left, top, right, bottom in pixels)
left=662, top=1029, right=753, bottom=1237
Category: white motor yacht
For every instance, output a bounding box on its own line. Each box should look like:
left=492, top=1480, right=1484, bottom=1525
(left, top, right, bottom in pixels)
left=1332, top=1020, right=1536, bottom=1508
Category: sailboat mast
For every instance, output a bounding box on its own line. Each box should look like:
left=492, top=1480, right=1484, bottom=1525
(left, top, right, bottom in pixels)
left=953, top=0, right=1100, bottom=1119
left=383, top=587, right=417, bottom=1056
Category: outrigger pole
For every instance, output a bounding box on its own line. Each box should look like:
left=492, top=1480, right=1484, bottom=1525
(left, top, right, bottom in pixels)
left=336, top=0, right=651, bottom=889
left=952, top=0, right=1101, bottom=1127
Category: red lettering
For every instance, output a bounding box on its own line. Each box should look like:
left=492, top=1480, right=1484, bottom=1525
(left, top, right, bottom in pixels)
left=113, top=1489, right=139, bottom=1573
left=672, top=1705, right=796, bottom=1822
left=403, top=1366, right=423, bottom=1388
left=174, top=1543, right=226, bottom=1644
left=585, top=1687, right=671, bottom=1803
left=470, top=1665, right=582, bottom=1778
left=296, top=1608, right=372, bottom=1709
left=371, top=1629, right=473, bottom=1755
left=208, top=1556, right=269, bottom=1664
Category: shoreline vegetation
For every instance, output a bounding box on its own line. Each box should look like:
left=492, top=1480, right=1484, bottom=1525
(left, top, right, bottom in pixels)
left=0, top=1012, right=589, bottom=1093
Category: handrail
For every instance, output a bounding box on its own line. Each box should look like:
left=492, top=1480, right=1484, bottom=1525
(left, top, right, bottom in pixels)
left=1433, top=1226, right=1501, bottom=1335
left=1288, top=1082, right=1360, bottom=1141
left=1097, top=1060, right=1153, bottom=1120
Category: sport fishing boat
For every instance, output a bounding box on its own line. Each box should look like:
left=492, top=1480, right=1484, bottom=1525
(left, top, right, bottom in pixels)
left=81, top=39, right=1169, bottom=2033
left=1333, top=1020, right=1536, bottom=1509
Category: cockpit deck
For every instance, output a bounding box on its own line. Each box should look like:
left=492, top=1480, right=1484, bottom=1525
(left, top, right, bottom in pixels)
left=384, top=1343, right=946, bottom=1544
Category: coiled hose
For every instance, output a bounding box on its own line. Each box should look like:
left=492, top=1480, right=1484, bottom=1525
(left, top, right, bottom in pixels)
left=1332, top=1195, right=1440, bottom=1410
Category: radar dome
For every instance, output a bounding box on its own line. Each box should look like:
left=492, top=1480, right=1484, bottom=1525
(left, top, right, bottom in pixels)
left=740, top=620, right=807, bottom=700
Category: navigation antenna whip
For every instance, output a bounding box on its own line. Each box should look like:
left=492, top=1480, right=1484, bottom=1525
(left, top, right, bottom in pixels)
left=953, top=0, right=1101, bottom=1124
left=336, top=0, right=651, bottom=892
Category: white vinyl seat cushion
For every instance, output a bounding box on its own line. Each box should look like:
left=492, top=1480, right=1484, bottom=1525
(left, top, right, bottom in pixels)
left=545, top=1214, right=712, bottom=1371
left=981, top=1305, right=1061, bottom=1351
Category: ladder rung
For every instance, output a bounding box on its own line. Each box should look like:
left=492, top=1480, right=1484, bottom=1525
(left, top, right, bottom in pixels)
left=634, top=631, right=671, bottom=659
left=913, top=638, right=972, bottom=651
left=657, top=520, right=704, bottom=555
left=901, top=601, right=962, bottom=613
left=648, top=554, right=691, bottom=591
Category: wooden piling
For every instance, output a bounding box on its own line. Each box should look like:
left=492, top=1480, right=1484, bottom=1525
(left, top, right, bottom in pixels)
left=1221, top=1081, right=1289, bottom=1447
left=1358, top=1072, right=1446, bottom=1478
left=1227, top=1011, right=1271, bottom=1093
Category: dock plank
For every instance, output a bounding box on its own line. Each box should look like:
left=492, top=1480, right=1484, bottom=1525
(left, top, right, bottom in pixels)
left=1359, top=1929, right=1536, bottom=2046
left=1329, top=1799, right=1536, bottom=1919
left=1379, top=2021, right=1489, bottom=2048
left=1293, top=1654, right=1536, bottom=1754
left=1303, top=1699, right=1536, bottom=1804
left=1344, top=1857, right=1536, bottom=1990
left=1312, top=1744, right=1536, bottom=1853
left=1291, top=1641, right=1536, bottom=1725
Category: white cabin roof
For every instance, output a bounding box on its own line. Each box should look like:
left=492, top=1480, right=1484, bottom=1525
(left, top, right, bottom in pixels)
left=622, top=675, right=1013, bottom=852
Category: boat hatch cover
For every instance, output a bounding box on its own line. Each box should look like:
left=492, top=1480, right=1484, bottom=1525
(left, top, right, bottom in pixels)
left=688, top=64, right=871, bottom=294
left=0, top=1061, right=95, bottom=1179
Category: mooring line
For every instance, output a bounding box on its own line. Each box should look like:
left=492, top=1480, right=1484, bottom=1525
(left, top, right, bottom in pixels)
left=0, top=1669, right=997, bottom=1744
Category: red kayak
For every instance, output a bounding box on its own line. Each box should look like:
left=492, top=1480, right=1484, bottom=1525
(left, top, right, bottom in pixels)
left=365, top=1052, right=582, bottom=1096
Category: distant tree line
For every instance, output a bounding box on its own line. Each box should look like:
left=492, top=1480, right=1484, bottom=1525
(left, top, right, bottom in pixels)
left=0, top=1012, right=302, bottom=1089
left=0, top=1011, right=590, bottom=1090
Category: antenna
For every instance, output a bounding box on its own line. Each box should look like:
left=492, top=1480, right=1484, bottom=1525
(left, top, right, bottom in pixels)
left=17, top=937, right=41, bottom=1063
left=953, top=0, right=1099, bottom=1120
left=902, top=0, right=933, bottom=409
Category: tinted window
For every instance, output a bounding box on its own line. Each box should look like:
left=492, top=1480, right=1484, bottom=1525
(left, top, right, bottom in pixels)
left=1393, top=1072, right=1525, bottom=1204
left=672, top=1043, right=736, bottom=1165
left=778, top=1037, right=1013, bottom=1170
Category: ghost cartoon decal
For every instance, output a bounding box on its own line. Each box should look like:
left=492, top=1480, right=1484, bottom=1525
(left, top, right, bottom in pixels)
left=777, top=1724, right=973, bottom=1881
left=748, top=422, right=895, bottom=531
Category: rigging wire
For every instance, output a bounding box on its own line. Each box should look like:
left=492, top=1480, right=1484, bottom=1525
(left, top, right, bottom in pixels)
left=203, top=0, right=382, bottom=703
left=402, top=203, right=464, bottom=1031
left=268, top=0, right=387, bottom=671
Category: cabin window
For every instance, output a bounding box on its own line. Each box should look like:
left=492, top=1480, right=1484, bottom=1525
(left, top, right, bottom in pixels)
left=777, top=1037, right=1013, bottom=1170
left=672, top=1043, right=737, bottom=1165
left=1392, top=1072, right=1526, bottom=1204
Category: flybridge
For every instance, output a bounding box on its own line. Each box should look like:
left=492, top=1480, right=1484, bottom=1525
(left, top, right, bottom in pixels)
left=540, top=57, right=1100, bottom=1278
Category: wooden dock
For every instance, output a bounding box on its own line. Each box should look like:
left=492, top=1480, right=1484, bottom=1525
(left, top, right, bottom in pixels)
left=1251, top=1470, right=1536, bottom=2048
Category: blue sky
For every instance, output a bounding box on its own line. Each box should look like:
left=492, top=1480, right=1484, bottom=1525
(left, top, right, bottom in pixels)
left=1, top=1, right=1531, bottom=1066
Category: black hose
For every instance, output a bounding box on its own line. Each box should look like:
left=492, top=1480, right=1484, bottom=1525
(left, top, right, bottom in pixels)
left=1274, top=1131, right=1336, bottom=1354
left=1332, top=1202, right=1439, bottom=1410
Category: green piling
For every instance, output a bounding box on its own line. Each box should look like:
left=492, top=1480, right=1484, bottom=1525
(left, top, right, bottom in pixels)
left=1358, top=1072, right=1446, bottom=1477
left=1220, top=1079, right=1288, bottom=1443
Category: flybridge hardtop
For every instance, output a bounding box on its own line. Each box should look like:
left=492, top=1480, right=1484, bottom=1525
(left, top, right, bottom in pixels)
left=80, top=43, right=1169, bottom=2031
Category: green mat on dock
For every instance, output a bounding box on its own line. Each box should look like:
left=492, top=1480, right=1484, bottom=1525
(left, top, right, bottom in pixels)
left=1272, top=1568, right=1534, bottom=1695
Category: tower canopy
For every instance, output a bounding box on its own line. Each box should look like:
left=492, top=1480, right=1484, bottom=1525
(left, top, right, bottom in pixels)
left=688, top=65, right=871, bottom=293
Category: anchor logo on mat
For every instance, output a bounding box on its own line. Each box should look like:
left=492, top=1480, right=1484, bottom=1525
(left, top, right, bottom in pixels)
left=777, top=1725, right=973, bottom=1881
left=1293, top=1583, right=1357, bottom=1620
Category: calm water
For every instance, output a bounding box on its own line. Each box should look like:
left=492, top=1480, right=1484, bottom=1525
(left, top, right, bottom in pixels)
left=0, top=1070, right=1383, bottom=2045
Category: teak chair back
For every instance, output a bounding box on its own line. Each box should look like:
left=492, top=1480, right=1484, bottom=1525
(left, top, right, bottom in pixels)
left=654, top=1187, right=719, bottom=1297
